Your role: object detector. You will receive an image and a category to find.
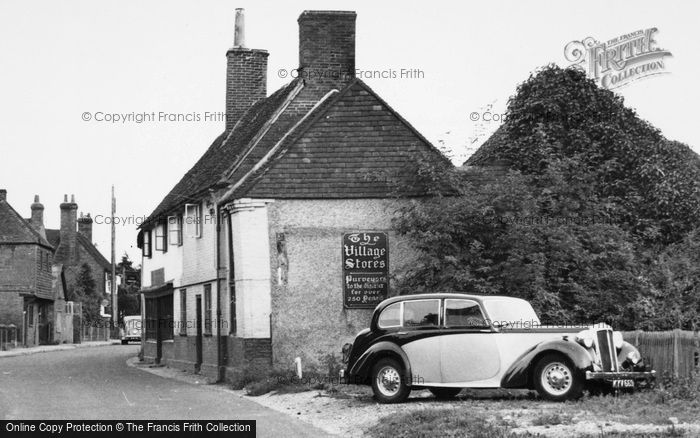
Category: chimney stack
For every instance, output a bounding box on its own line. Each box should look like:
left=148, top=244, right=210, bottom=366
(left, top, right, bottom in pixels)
left=57, top=194, right=78, bottom=264
left=297, top=11, right=356, bottom=93
left=0, top=189, right=6, bottom=202
left=30, top=195, right=46, bottom=239
left=225, top=8, right=268, bottom=133
left=78, top=212, right=93, bottom=242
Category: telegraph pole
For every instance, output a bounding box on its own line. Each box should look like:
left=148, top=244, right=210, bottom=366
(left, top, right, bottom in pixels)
left=111, top=185, right=118, bottom=329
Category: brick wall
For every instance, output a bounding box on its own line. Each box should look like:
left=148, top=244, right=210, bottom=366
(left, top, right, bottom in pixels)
left=0, top=244, right=38, bottom=328
left=225, top=48, right=268, bottom=132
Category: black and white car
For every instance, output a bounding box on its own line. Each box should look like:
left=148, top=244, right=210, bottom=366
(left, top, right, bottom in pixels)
left=341, top=293, right=654, bottom=403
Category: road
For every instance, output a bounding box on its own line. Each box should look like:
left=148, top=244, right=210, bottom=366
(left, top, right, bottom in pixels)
left=0, top=345, right=331, bottom=437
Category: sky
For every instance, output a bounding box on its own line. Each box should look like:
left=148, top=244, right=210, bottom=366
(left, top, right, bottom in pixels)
left=1, top=0, right=698, bottom=266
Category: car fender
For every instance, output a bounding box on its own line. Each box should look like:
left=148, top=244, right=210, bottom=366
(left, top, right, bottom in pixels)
left=347, top=341, right=412, bottom=386
left=500, top=339, right=594, bottom=388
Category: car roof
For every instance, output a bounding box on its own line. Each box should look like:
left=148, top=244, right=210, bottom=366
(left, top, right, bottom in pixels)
left=123, top=315, right=141, bottom=320
left=373, top=293, right=527, bottom=315
left=369, top=293, right=530, bottom=329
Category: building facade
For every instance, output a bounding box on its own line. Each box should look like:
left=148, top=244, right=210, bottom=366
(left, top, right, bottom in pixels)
left=138, top=10, right=450, bottom=381
left=0, top=190, right=111, bottom=346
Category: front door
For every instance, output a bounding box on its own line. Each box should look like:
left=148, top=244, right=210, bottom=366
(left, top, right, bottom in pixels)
left=195, top=295, right=203, bottom=371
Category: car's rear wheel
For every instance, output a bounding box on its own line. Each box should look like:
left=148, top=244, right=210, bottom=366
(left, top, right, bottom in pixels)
left=533, top=353, right=583, bottom=401
left=429, top=387, right=462, bottom=399
left=371, top=358, right=410, bottom=404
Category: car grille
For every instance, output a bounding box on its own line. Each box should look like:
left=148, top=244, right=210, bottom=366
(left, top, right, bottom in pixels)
left=596, top=329, right=618, bottom=371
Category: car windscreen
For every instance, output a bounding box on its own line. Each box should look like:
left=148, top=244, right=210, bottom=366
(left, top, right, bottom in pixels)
left=482, top=299, right=540, bottom=328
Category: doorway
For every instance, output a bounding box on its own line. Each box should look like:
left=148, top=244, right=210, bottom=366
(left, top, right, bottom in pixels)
left=195, top=295, right=203, bottom=371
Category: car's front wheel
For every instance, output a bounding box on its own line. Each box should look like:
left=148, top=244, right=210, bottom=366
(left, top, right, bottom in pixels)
left=371, top=358, right=410, bottom=404
left=533, top=353, right=583, bottom=401
left=429, top=387, right=462, bottom=400
left=121, top=340, right=128, bottom=345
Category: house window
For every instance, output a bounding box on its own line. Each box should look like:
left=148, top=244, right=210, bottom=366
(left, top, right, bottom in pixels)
left=185, top=203, right=202, bottom=238
left=180, top=289, right=187, bottom=336
left=155, top=223, right=167, bottom=252
left=204, top=284, right=212, bottom=335
left=143, top=230, right=152, bottom=258
left=169, top=216, right=183, bottom=246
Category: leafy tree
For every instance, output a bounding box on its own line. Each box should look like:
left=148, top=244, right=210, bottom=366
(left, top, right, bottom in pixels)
left=394, top=66, right=700, bottom=329
left=72, top=263, right=103, bottom=324
left=476, top=65, right=700, bottom=244
left=116, top=253, right=141, bottom=320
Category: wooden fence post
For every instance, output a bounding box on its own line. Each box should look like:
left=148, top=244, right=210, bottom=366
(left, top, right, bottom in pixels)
left=673, top=328, right=680, bottom=378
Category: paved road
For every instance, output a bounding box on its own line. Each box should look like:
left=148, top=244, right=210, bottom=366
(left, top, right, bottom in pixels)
left=0, top=345, right=330, bottom=437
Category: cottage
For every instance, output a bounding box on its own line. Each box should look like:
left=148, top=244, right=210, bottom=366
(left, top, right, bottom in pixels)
left=0, top=190, right=112, bottom=346
left=137, top=9, right=450, bottom=381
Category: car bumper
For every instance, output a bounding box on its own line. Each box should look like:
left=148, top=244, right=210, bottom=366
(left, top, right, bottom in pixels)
left=585, top=370, right=656, bottom=381
left=121, top=337, right=141, bottom=342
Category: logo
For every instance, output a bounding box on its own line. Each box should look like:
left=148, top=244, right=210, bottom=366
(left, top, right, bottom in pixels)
left=564, top=28, right=672, bottom=89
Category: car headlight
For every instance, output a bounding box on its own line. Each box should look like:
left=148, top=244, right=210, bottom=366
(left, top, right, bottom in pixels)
left=626, top=350, right=641, bottom=365
left=576, top=330, right=594, bottom=349
left=612, top=331, right=624, bottom=349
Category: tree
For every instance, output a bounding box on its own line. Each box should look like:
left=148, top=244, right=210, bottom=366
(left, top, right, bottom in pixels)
left=393, top=66, right=700, bottom=329
left=72, top=263, right=102, bottom=324
left=117, top=253, right=141, bottom=320
left=476, top=65, right=700, bottom=244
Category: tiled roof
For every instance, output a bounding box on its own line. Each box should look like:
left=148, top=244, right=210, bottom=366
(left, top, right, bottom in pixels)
left=0, top=199, right=52, bottom=247
left=77, top=233, right=111, bottom=271
left=463, top=125, right=508, bottom=166
left=236, top=79, right=451, bottom=199
left=45, top=229, right=111, bottom=271
left=143, top=76, right=451, bottom=226
left=141, top=80, right=303, bottom=227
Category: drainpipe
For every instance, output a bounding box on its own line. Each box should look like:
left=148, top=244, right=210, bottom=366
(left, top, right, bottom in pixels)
left=212, top=190, right=224, bottom=382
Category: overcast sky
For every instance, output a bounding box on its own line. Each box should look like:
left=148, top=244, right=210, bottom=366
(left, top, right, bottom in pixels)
left=1, top=0, right=698, bottom=266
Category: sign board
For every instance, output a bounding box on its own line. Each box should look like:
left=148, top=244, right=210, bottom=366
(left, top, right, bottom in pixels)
left=342, top=232, right=389, bottom=309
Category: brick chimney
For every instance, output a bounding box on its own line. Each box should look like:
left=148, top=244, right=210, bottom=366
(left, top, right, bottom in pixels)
left=56, top=194, right=78, bottom=264
left=0, top=189, right=6, bottom=202
left=297, top=10, right=356, bottom=94
left=225, top=8, right=268, bottom=133
left=30, top=195, right=46, bottom=239
left=78, top=212, right=93, bottom=242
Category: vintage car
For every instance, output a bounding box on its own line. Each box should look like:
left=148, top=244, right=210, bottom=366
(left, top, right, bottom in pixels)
left=341, top=293, right=655, bottom=403
left=119, top=315, right=142, bottom=345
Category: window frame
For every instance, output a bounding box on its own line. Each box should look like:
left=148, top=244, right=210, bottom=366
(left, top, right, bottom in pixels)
left=169, top=215, right=183, bottom=246
left=402, top=298, right=442, bottom=329
left=143, top=230, right=152, bottom=258
left=155, top=223, right=168, bottom=252
left=443, top=299, right=489, bottom=329
left=377, top=302, right=402, bottom=329
left=185, top=203, right=202, bottom=238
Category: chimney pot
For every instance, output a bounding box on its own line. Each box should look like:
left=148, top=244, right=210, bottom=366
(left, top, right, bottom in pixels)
left=225, top=9, right=268, bottom=133
left=78, top=210, right=94, bottom=242
left=30, top=194, right=46, bottom=238
left=0, top=189, right=6, bottom=202
left=234, top=8, right=245, bottom=48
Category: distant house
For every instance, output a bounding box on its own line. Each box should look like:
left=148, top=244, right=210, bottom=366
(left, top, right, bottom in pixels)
left=0, top=190, right=111, bottom=346
left=137, top=10, right=450, bottom=380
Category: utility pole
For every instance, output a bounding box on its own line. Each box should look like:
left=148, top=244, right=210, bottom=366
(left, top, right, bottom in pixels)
left=111, top=185, right=118, bottom=329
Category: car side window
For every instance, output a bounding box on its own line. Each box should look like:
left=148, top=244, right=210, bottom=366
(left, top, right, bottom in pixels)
left=444, top=299, right=487, bottom=328
left=403, top=300, right=440, bottom=328
left=378, top=303, right=401, bottom=328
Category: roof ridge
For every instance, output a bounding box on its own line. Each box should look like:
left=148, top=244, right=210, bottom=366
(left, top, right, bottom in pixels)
left=353, top=78, right=453, bottom=167
left=0, top=200, right=52, bottom=247
left=220, top=80, right=305, bottom=182
left=219, top=87, right=342, bottom=204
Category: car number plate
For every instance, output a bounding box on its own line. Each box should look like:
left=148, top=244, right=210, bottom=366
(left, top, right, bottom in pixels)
left=612, top=379, right=634, bottom=388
